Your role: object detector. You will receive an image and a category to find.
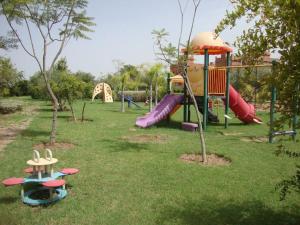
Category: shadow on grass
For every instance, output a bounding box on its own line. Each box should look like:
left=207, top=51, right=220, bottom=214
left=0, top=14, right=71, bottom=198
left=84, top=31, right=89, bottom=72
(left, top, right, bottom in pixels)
left=156, top=197, right=300, bottom=225
left=38, top=108, right=53, bottom=112
left=208, top=121, right=247, bottom=127
left=104, top=109, right=144, bottom=115
left=39, top=115, right=72, bottom=119
left=21, top=129, right=49, bottom=137
left=99, top=138, right=150, bottom=153
left=156, top=120, right=182, bottom=130
left=0, top=196, right=19, bottom=204
left=156, top=120, right=248, bottom=130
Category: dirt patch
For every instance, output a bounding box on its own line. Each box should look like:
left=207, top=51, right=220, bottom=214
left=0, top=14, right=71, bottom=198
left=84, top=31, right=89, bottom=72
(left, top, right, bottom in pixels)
left=219, top=131, right=244, bottom=136
left=129, top=128, right=137, bottom=132
left=33, top=142, right=75, bottom=150
left=0, top=118, right=32, bottom=151
left=0, top=103, right=39, bottom=152
left=122, top=134, right=169, bottom=143
left=240, top=136, right=268, bottom=143
left=180, top=153, right=231, bottom=166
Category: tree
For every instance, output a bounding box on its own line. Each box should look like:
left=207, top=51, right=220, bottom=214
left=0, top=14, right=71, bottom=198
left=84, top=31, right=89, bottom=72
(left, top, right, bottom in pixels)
left=215, top=0, right=300, bottom=128
left=119, top=71, right=129, bottom=112
left=120, top=65, right=141, bottom=91
left=0, top=0, right=95, bottom=144
left=28, top=72, right=48, bottom=99
left=0, top=57, right=23, bottom=96
left=215, top=0, right=300, bottom=198
left=56, top=73, right=84, bottom=121
left=152, top=0, right=208, bottom=162
left=143, top=63, right=164, bottom=111
left=74, top=71, right=95, bottom=99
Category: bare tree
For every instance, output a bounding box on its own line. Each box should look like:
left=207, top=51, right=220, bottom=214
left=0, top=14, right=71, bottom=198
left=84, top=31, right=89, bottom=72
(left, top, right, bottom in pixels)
left=0, top=0, right=95, bottom=144
left=152, top=0, right=207, bottom=162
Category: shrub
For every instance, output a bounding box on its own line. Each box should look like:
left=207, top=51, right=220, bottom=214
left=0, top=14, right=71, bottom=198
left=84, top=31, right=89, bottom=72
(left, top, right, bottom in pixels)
left=0, top=100, right=23, bottom=114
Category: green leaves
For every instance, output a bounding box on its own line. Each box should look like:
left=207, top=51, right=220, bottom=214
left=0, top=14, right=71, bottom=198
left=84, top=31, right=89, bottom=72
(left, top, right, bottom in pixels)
left=0, top=57, right=23, bottom=96
left=217, top=0, right=300, bottom=201
left=216, top=0, right=300, bottom=125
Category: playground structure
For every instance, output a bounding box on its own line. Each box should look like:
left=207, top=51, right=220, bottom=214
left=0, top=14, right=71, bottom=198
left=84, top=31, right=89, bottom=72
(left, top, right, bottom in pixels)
left=268, top=66, right=298, bottom=143
left=118, top=94, right=142, bottom=109
left=1, top=149, right=79, bottom=206
left=136, top=32, right=262, bottom=129
left=92, top=82, right=113, bottom=103
left=124, top=96, right=141, bottom=108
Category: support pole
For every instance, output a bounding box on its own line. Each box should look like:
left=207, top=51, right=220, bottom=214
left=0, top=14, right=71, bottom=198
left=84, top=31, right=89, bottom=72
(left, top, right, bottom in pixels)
left=225, top=52, right=231, bottom=128
left=183, top=77, right=187, bottom=122
left=187, top=97, right=191, bottom=122
left=167, top=73, right=171, bottom=95
left=203, top=49, right=209, bottom=130
left=269, top=86, right=276, bottom=143
left=167, top=72, right=171, bottom=122
left=292, top=83, right=299, bottom=141
left=183, top=53, right=188, bottom=122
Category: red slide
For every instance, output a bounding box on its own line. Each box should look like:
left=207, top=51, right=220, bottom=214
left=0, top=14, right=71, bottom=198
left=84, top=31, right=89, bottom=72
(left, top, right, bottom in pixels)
left=225, top=85, right=262, bottom=124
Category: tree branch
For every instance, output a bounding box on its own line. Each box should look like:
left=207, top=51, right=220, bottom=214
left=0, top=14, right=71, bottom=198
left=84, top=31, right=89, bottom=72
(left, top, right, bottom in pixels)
left=49, top=1, right=75, bottom=75
left=2, top=10, right=43, bottom=72
left=25, top=4, right=46, bottom=40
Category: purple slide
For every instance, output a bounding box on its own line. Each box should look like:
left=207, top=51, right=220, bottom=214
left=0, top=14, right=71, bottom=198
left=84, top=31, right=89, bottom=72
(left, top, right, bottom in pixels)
left=135, top=94, right=183, bottom=128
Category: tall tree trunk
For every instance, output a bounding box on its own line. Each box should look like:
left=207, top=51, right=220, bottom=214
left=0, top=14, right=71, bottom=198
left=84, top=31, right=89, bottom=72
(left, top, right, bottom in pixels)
left=81, top=102, right=86, bottom=122
left=67, top=99, right=76, bottom=121
left=121, top=85, right=125, bottom=112
left=44, top=80, right=58, bottom=144
left=155, top=78, right=158, bottom=106
left=183, top=74, right=207, bottom=163
left=149, top=83, right=153, bottom=111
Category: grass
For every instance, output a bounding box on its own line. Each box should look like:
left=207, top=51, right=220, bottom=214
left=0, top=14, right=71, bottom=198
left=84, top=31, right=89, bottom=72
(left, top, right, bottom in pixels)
left=0, top=97, right=299, bottom=225
left=0, top=97, right=40, bottom=126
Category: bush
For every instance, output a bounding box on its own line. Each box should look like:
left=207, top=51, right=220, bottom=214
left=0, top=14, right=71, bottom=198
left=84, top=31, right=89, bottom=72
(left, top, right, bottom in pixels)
left=0, top=100, right=23, bottom=114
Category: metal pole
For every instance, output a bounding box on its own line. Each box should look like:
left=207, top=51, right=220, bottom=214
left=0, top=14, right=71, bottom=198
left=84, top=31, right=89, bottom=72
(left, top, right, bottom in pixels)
left=269, top=61, right=277, bottom=143
left=166, top=72, right=171, bottom=122
left=187, top=97, right=191, bottom=122
left=225, top=52, right=231, bottom=128
left=183, top=79, right=187, bottom=122
left=203, top=49, right=209, bottom=130
left=269, top=86, right=276, bottom=143
left=167, top=72, right=171, bottom=95
left=292, top=83, right=299, bottom=141
left=183, top=57, right=188, bottom=122
left=255, top=67, right=258, bottom=109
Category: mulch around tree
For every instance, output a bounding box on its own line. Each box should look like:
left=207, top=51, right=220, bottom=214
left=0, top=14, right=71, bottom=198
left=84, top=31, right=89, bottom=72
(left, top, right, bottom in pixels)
left=180, top=153, right=231, bottom=166
left=33, top=142, right=75, bottom=150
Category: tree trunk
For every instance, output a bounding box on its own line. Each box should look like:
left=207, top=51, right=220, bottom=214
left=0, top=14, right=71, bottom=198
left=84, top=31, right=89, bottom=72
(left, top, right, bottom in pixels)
left=81, top=102, right=86, bottom=122
left=149, top=83, right=153, bottom=111
left=184, top=75, right=207, bottom=163
left=121, top=86, right=125, bottom=112
left=67, top=99, right=76, bottom=121
left=44, top=81, right=58, bottom=145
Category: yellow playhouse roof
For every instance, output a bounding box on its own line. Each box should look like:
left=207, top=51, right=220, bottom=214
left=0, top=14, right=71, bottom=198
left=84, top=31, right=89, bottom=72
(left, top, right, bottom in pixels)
left=182, top=32, right=232, bottom=55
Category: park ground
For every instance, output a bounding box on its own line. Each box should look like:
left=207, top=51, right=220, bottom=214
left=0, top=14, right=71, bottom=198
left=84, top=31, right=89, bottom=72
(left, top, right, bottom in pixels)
left=0, top=97, right=299, bottom=225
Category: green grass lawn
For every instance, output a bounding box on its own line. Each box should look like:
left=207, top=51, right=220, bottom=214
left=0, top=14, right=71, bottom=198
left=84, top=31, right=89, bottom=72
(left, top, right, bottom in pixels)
left=0, top=98, right=299, bottom=225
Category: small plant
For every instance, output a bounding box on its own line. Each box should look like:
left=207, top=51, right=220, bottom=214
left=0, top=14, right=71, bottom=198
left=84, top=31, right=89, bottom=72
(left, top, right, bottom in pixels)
left=275, top=143, right=300, bottom=200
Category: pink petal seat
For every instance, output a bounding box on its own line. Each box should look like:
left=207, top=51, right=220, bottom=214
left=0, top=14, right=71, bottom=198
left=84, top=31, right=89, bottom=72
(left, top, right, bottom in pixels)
left=2, top=177, right=24, bottom=187
left=42, top=179, right=65, bottom=188
left=60, top=168, right=79, bottom=175
left=24, top=167, right=33, bottom=173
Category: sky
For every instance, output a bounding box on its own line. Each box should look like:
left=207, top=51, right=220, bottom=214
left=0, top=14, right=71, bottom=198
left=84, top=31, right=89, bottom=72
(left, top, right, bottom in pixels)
left=0, top=0, right=248, bottom=79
